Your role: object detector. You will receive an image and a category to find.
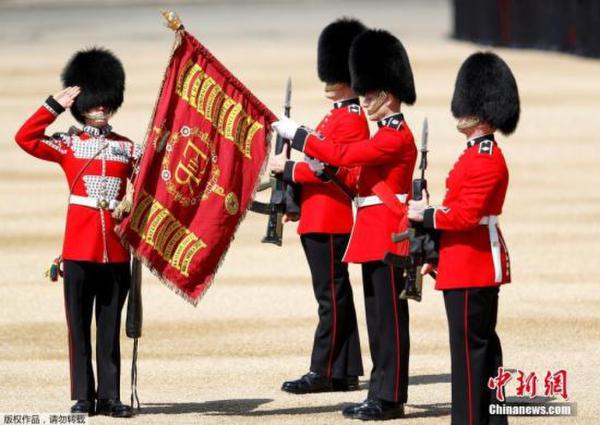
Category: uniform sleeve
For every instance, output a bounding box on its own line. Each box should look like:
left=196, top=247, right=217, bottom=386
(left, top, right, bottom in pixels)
left=423, top=155, right=505, bottom=231
left=327, top=111, right=370, bottom=145
left=334, top=166, right=359, bottom=195
left=291, top=127, right=411, bottom=167
left=14, top=97, right=69, bottom=163
left=283, top=113, right=370, bottom=185
left=282, top=160, right=358, bottom=195
left=282, top=161, right=324, bottom=184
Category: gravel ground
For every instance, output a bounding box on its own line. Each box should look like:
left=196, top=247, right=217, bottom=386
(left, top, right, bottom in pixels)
left=1, top=1, right=599, bottom=424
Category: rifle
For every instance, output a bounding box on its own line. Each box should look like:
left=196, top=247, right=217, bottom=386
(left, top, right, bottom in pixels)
left=249, top=78, right=299, bottom=245
left=383, top=118, right=438, bottom=302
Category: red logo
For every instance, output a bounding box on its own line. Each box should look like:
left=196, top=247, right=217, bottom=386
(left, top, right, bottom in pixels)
left=488, top=367, right=512, bottom=402
left=488, top=369, right=569, bottom=401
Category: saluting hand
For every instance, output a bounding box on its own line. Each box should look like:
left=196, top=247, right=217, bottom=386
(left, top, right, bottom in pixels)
left=52, top=86, right=81, bottom=109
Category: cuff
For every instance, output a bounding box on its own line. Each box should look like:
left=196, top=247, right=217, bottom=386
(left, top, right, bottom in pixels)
left=317, top=165, right=339, bottom=182
left=43, top=96, right=66, bottom=116
left=423, top=207, right=436, bottom=229
left=291, top=126, right=310, bottom=152
left=282, top=160, right=296, bottom=183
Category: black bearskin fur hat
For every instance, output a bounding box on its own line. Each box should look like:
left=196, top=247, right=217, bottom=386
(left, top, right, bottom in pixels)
left=451, top=52, right=520, bottom=135
left=349, top=29, right=416, bottom=105
left=61, top=47, right=125, bottom=124
left=317, top=17, right=366, bottom=84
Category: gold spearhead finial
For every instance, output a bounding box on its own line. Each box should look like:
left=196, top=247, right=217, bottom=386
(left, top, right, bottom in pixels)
left=161, top=9, right=184, bottom=32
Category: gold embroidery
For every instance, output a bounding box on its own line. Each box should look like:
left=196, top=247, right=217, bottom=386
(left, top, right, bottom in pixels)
left=130, top=194, right=154, bottom=233
left=131, top=190, right=206, bottom=277
left=162, top=126, right=226, bottom=207
left=144, top=209, right=170, bottom=247
left=224, top=192, right=239, bottom=215
left=175, top=59, right=263, bottom=159
left=155, top=218, right=180, bottom=256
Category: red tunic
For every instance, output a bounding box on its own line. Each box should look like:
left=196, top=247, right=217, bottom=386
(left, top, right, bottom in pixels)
left=292, top=113, right=417, bottom=263
left=15, top=100, right=139, bottom=263
left=282, top=99, right=369, bottom=234
left=423, top=135, right=511, bottom=290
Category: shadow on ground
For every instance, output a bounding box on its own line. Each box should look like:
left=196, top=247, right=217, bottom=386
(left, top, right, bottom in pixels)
left=141, top=399, right=273, bottom=415
left=409, top=373, right=451, bottom=385
left=140, top=396, right=451, bottom=419
left=405, top=402, right=451, bottom=419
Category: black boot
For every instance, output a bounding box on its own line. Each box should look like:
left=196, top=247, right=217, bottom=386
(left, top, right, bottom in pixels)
left=342, top=399, right=376, bottom=418
left=351, top=399, right=405, bottom=421
left=96, top=399, right=133, bottom=418
left=332, top=376, right=359, bottom=391
left=70, top=400, right=95, bottom=415
left=282, top=371, right=331, bottom=394
left=282, top=372, right=359, bottom=394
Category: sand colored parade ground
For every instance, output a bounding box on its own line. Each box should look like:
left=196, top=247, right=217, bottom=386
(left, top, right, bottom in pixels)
left=1, top=0, right=599, bottom=423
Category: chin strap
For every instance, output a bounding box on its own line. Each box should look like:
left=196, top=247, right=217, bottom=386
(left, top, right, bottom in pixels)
left=456, top=116, right=481, bottom=131
left=366, top=91, right=388, bottom=117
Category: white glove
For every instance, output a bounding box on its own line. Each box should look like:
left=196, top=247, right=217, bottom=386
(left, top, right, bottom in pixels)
left=272, top=117, right=300, bottom=140
left=306, top=158, right=325, bottom=173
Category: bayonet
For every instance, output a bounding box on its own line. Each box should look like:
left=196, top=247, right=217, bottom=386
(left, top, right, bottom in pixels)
left=284, top=77, right=292, bottom=118
left=419, top=117, right=429, bottom=179
left=249, top=77, right=300, bottom=246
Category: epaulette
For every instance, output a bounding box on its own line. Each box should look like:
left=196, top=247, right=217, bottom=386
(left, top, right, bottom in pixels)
left=51, top=132, right=72, bottom=145
left=347, top=104, right=361, bottom=114
left=333, top=98, right=360, bottom=110
left=478, top=140, right=494, bottom=156
left=51, top=132, right=68, bottom=139
left=377, top=113, right=404, bottom=130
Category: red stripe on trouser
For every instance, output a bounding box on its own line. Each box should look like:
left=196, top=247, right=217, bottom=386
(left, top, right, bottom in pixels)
left=464, top=291, right=473, bottom=425
left=63, top=285, right=75, bottom=398
left=326, top=235, right=338, bottom=379
left=390, top=266, right=401, bottom=402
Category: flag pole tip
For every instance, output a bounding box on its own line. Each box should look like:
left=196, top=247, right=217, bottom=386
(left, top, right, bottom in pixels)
left=161, top=9, right=184, bottom=32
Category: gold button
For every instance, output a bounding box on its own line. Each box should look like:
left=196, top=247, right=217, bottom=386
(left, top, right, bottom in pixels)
left=99, top=199, right=109, bottom=209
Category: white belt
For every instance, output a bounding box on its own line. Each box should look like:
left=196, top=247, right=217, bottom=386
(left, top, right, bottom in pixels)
left=479, top=215, right=502, bottom=283
left=355, top=194, right=408, bottom=208
left=69, top=195, right=119, bottom=211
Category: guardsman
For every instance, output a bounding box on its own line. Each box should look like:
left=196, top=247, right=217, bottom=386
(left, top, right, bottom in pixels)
left=408, top=51, right=519, bottom=425
left=14, top=48, right=138, bottom=418
left=272, top=29, right=417, bottom=420
left=272, top=18, right=368, bottom=395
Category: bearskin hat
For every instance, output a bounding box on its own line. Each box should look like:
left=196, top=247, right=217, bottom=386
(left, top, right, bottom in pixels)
left=61, top=47, right=125, bottom=124
left=349, top=29, right=416, bottom=105
left=317, top=17, right=366, bottom=84
left=451, top=52, right=520, bottom=135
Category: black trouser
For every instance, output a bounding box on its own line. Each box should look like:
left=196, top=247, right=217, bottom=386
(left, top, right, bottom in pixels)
left=63, top=260, right=130, bottom=401
left=362, top=261, right=410, bottom=403
left=444, top=287, right=508, bottom=425
left=300, top=233, right=364, bottom=379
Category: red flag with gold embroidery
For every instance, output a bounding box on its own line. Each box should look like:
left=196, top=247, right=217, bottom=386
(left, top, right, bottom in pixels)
left=116, top=30, right=276, bottom=305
